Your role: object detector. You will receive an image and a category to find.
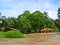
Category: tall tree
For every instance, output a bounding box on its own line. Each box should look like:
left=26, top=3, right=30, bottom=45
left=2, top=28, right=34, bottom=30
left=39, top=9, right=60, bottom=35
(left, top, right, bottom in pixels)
left=57, top=7, right=60, bottom=19
left=43, top=11, right=49, bottom=18
left=0, top=12, right=2, bottom=27
left=18, top=10, right=31, bottom=33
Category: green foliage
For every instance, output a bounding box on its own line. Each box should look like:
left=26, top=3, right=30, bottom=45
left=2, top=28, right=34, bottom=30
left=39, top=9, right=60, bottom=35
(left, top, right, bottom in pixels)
left=17, top=10, right=57, bottom=33
left=5, top=30, right=26, bottom=38
left=1, top=10, right=60, bottom=33
left=0, top=31, right=5, bottom=38
left=0, top=28, right=2, bottom=31
left=55, top=19, right=60, bottom=31
left=57, top=7, right=60, bottom=19
left=43, top=11, right=49, bottom=18
left=54, top=27, right=59, bottom=32
left=17, top=10, right=32, bottom=33
left=0, top=30, right=27, bottom=38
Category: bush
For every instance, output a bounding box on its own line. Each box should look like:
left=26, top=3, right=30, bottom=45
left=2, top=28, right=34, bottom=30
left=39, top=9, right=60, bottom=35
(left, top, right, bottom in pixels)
left=0, top=31, right=5, bottom=38
left=0, top=28, right=2, bottom=31
left=5, top=30, right=27, bottom=38
left=53, top=27, right=59, bottom=32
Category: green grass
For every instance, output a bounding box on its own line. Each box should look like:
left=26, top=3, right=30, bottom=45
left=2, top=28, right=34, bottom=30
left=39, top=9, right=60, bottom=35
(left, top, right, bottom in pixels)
left=0, top=30, right=27, bottom=38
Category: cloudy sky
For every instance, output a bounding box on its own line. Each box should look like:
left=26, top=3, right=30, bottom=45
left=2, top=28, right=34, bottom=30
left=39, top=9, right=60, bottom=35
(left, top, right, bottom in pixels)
left=0, top=0, right=60, bottom=19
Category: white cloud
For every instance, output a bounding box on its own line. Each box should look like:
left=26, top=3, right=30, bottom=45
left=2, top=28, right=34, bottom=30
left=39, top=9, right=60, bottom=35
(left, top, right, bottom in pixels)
left=48, top=11, right=58, bottom=19
left=38, top=0, right=58, bottom=19
left=0, top=0, right=60, bottom=19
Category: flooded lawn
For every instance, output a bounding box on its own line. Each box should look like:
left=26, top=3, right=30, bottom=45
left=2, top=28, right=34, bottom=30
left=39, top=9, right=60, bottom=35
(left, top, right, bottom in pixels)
left=0, top=33, right=60, bottom=45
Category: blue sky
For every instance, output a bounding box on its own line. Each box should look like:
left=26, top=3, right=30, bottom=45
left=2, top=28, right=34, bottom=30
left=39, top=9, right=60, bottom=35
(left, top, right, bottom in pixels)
left=0, top=0, right=60, bottom=19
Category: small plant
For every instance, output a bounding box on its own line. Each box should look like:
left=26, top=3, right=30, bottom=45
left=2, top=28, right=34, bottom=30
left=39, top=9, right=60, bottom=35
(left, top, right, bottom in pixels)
left=5, top=30, right=27, bottom=38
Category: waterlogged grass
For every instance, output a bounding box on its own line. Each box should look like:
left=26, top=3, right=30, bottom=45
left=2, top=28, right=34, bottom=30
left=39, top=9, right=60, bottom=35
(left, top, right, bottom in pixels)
left=0, top=30, right=27, bottom=38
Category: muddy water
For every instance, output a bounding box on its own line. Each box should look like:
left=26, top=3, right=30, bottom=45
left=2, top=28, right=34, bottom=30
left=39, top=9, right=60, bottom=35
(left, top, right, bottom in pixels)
left=38, top=33, right=60, bottom=45
left=0, top=33, right=60, bottom=45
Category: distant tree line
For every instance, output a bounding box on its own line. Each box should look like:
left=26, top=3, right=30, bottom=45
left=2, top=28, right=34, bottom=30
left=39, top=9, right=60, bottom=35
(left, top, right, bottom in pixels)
left=0, top=8, right=60, bottom=33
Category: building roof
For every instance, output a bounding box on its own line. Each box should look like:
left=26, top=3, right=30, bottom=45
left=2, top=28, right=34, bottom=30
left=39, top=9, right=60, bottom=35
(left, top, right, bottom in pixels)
left=40, top=28, right=54, bottom=31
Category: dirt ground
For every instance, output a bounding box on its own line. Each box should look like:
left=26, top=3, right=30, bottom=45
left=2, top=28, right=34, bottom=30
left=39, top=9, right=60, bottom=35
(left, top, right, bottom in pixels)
left=0, top=33, right=60, bottom=45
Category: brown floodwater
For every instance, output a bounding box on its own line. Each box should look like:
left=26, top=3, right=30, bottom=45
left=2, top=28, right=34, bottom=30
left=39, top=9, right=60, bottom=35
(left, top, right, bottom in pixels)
left=0, top=33, right=60, bottom=45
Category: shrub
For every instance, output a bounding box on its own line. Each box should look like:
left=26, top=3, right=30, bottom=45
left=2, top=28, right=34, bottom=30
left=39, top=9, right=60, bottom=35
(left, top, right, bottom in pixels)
left=0, top=31, right=5, bottom=38
left=0, top=28, right=2, bottom=31
left=5, top=30, right=27, bottom=38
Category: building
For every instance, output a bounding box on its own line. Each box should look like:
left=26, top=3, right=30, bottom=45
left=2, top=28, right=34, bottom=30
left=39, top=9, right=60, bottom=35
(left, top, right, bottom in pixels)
left=40, top=28, right=54, bottom=33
